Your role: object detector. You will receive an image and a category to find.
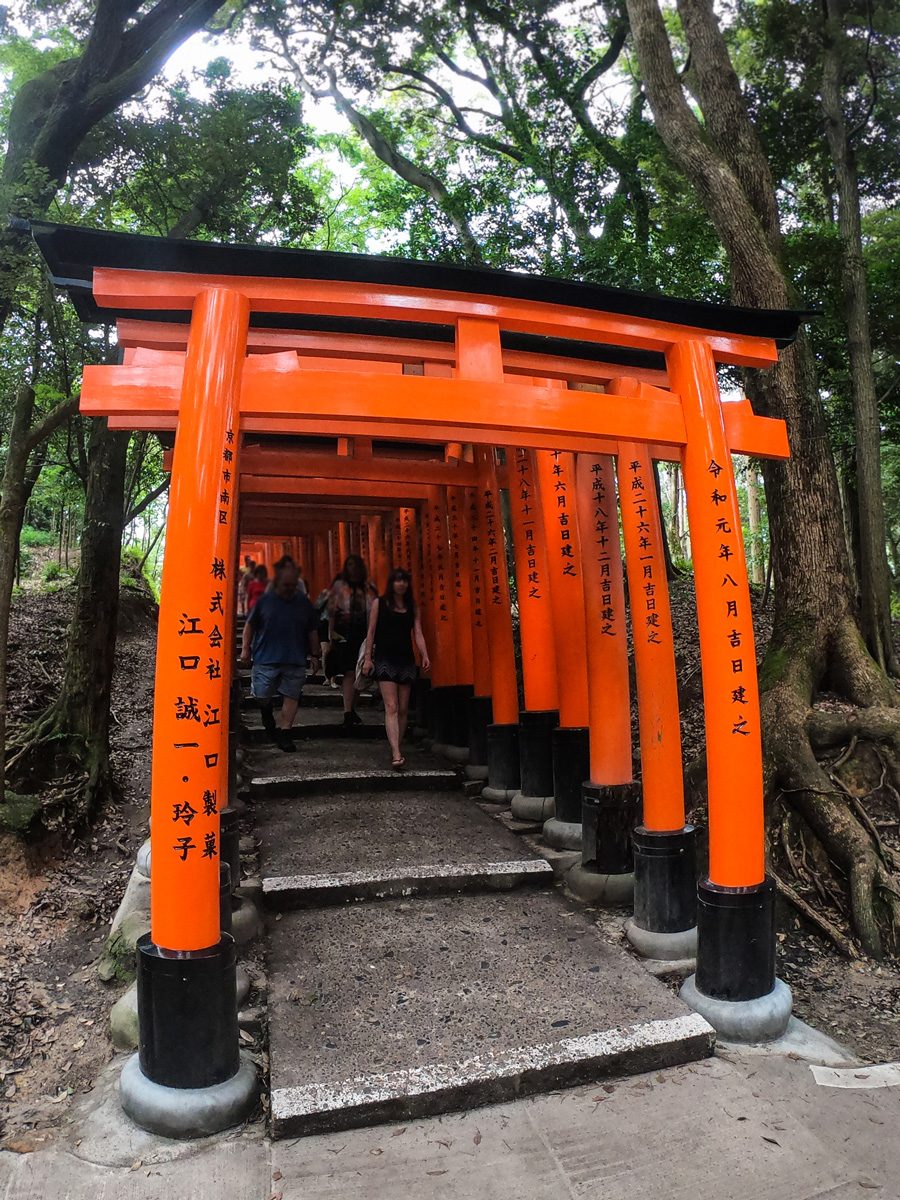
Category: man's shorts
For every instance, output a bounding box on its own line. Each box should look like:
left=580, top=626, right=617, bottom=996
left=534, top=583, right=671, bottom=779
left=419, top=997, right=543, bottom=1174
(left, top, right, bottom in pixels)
left=251, top=662, right=307, bottom=701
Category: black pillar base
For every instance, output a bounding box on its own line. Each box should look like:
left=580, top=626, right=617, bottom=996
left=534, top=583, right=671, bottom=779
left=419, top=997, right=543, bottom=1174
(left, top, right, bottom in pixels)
left=552, top=727, right=590, bottom=824
left=429, top=685, right=454, bottom=743
left=486, top=723, right=520, bottom=793
left=695, top=878, right=777, bottom=1002
left=413, top=676, right=432, bottom=733
left=518, top=709, right=559, bottom=797
left=581, top=781, right=641, bottom=874
left=219, top=863, right=233, bottom=932
left=137, top=934, right=240, bottom=1089
left=219, top=809, right=241, bottom=897
left=448, top=684, right=475, bottom=748
left=467, top=696, right=493, bottom=766
left=632, top=826, right=697, bottom=933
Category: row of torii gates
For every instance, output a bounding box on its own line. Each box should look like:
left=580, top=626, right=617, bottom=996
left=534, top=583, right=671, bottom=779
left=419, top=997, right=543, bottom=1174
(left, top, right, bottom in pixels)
left=34, top=222, right=801, bottom=1136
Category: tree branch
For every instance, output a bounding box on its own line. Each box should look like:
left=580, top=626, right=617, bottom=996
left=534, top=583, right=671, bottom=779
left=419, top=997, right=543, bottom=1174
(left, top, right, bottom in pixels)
left=124, top=477, right=169, bottom=526
left=24, top=395, right=79, bottom=456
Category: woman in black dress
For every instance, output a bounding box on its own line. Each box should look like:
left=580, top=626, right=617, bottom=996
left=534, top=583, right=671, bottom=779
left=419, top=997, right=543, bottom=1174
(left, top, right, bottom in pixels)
left=363, top=568, right=430, bottom=768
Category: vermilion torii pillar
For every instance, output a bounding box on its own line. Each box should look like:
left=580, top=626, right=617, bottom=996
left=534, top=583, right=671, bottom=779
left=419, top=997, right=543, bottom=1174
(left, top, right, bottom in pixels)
left=535, top=447, right=591, bottom=851
left=120, top=288, right=256, bottom=1135
left=508, top=446, right=560, bottom=821
left=475, top=446, right=521, bottom=801
left=617, top=442, right=697, bottom=960
left=567, top=453, right=639, bottom=904
left=439, top=484, right=475, bottom=758
left=665, top=341, right=791, bottom=1039
left=464, top=483, right=494, bottom=781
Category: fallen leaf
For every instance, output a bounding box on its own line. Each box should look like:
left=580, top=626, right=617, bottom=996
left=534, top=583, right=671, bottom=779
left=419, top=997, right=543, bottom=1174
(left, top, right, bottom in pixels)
left=272, top=1170, right=283, bottom=1181
left=369, top=1148, right=383, bottom=1156
left=762, top=1137, right=780, bottom=1146
left=427, top=1171, right=448, bottom=1176
left=390, top=1127, right=407, bottom=1138
left=473, top=1130, right=482, bottom=1146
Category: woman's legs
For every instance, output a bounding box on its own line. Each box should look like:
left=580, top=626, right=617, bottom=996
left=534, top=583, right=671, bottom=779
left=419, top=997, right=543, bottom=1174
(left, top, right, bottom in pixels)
left=342, top=671, right=356, bottom=716
left=397, top=683, right=412, bottom=745
left=379, top=681, right=402, bottom=761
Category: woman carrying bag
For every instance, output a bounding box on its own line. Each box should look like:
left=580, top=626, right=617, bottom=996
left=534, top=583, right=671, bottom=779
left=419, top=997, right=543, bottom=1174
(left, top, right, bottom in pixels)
left=363, top=568, right=430, bottom=769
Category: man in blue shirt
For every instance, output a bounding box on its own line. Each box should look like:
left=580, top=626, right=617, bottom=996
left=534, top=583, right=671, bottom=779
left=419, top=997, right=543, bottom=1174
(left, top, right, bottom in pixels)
left=240, top=562, right=320, bottom=752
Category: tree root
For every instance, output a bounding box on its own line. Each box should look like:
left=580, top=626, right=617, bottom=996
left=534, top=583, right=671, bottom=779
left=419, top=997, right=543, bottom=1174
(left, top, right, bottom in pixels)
left=773, top=872, right=859, bottom=958
left=4, top=718, right=107, bottom=837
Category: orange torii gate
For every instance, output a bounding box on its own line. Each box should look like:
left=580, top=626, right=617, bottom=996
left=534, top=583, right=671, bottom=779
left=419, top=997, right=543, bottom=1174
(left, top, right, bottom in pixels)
left=32, top=221, right=800, bottom=1135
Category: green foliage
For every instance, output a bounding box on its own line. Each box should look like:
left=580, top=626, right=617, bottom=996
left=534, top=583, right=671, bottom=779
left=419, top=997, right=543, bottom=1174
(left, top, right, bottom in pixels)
left=42, top=560, right=61, bottom=583
left=20, top=525, right=55, bottom=547
left=120, top=544, right=158, bottom=601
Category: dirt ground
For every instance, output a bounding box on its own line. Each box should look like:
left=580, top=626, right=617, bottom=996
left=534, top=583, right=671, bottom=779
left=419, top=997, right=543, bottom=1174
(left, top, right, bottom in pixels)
left=1, top=573, right=899, bottom=1151
left=0, top=581, right=156, bottom=1148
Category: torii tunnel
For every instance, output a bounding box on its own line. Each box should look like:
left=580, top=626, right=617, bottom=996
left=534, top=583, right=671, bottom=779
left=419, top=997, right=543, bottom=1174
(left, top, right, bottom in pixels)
left=33, top=221, right=802, bottom=1134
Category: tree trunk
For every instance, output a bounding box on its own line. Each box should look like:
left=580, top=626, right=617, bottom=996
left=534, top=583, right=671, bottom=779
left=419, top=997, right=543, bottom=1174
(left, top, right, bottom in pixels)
left=653, top=459, right=680, bottom=580
left=821, top=0, right=896, bottom=674
left=7, top=424, right=128, bottom=831
left=0, top=386, right=37, bottom=801
left=746, top=464, right=764, bottom=586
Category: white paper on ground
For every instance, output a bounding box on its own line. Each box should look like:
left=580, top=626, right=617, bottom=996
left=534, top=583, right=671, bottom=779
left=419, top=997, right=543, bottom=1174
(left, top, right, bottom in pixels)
left=810, top=1062, right=900, bottom=1089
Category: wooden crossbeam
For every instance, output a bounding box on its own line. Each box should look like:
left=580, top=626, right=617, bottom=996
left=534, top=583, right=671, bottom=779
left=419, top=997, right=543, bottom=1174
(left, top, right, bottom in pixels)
left=94, top=269, right=780, bottom=367
left=85, top=360, right=789, bottom=460
left=81, top=362, right=689, bottom=450
left=115, top=319, right=669, bottom=385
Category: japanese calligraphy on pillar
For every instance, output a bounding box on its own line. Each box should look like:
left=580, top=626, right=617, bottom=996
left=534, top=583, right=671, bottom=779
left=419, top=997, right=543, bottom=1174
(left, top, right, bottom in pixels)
left=549, top=451, right=576, bottom=579
left=623, top=457, right=663, bottom=646
left=589, top=460, right=624, bottom=638
left=431, top=494, right=450, bottom=633
left=515, top=448, right=542, bottom=601
left=468, top=488, right=485, bottom=636
left=167, top=425, right=235, bottom=868
left=448, top=488, right=464, bottom=606
left=483, top=477, right=503, bottom=609
left=707, top=457, right=751, bottom=738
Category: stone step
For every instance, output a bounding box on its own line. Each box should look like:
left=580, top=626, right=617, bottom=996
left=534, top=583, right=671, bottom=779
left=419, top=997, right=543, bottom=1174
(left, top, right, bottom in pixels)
left=247, top=738, right=458, bottom=798
left=240, top=687, right=376, bottom=710
left=256, top=789, right=552, bottom=910
left=266, top=889, right=714, bottom=1138
left=243, top=708, right=386, bottom=742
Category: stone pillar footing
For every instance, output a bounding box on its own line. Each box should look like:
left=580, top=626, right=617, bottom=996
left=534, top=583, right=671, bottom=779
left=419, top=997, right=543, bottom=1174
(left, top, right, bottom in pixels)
left=679, top=975, right=792, bottom=1043
left=624, top=918, right=697, bottom=961
left=542, top=817, right=582, bottom=851
left=511, top=791, right=554, bottom=822
left=120, top=1051, right=258, bottom=1139
left=481, top=785, right=517, bottom=803
left=465, top=764, right=489, bottom=781
left=566, top=862, right=634, bottom=904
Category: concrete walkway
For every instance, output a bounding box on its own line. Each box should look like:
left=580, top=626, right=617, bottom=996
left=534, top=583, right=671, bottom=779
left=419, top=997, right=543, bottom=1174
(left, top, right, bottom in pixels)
left=2, top=1037, right=897, bottom=1198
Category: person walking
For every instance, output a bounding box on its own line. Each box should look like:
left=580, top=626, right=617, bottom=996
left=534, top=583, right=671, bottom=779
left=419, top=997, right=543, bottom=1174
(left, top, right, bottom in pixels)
left=362, top=568, right=430, bottom=769
left=245, top=563, right=268, bottom=612
left=240, top=562, right=320, bottom=752
left=327, top=554, right=372, bottom=729
left=237, top=555, right=255, bottom=617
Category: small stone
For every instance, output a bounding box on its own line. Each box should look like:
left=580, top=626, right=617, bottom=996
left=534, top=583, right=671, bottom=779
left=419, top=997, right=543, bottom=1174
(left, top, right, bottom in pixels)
left=110, top=982, right=139, bottom=1050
